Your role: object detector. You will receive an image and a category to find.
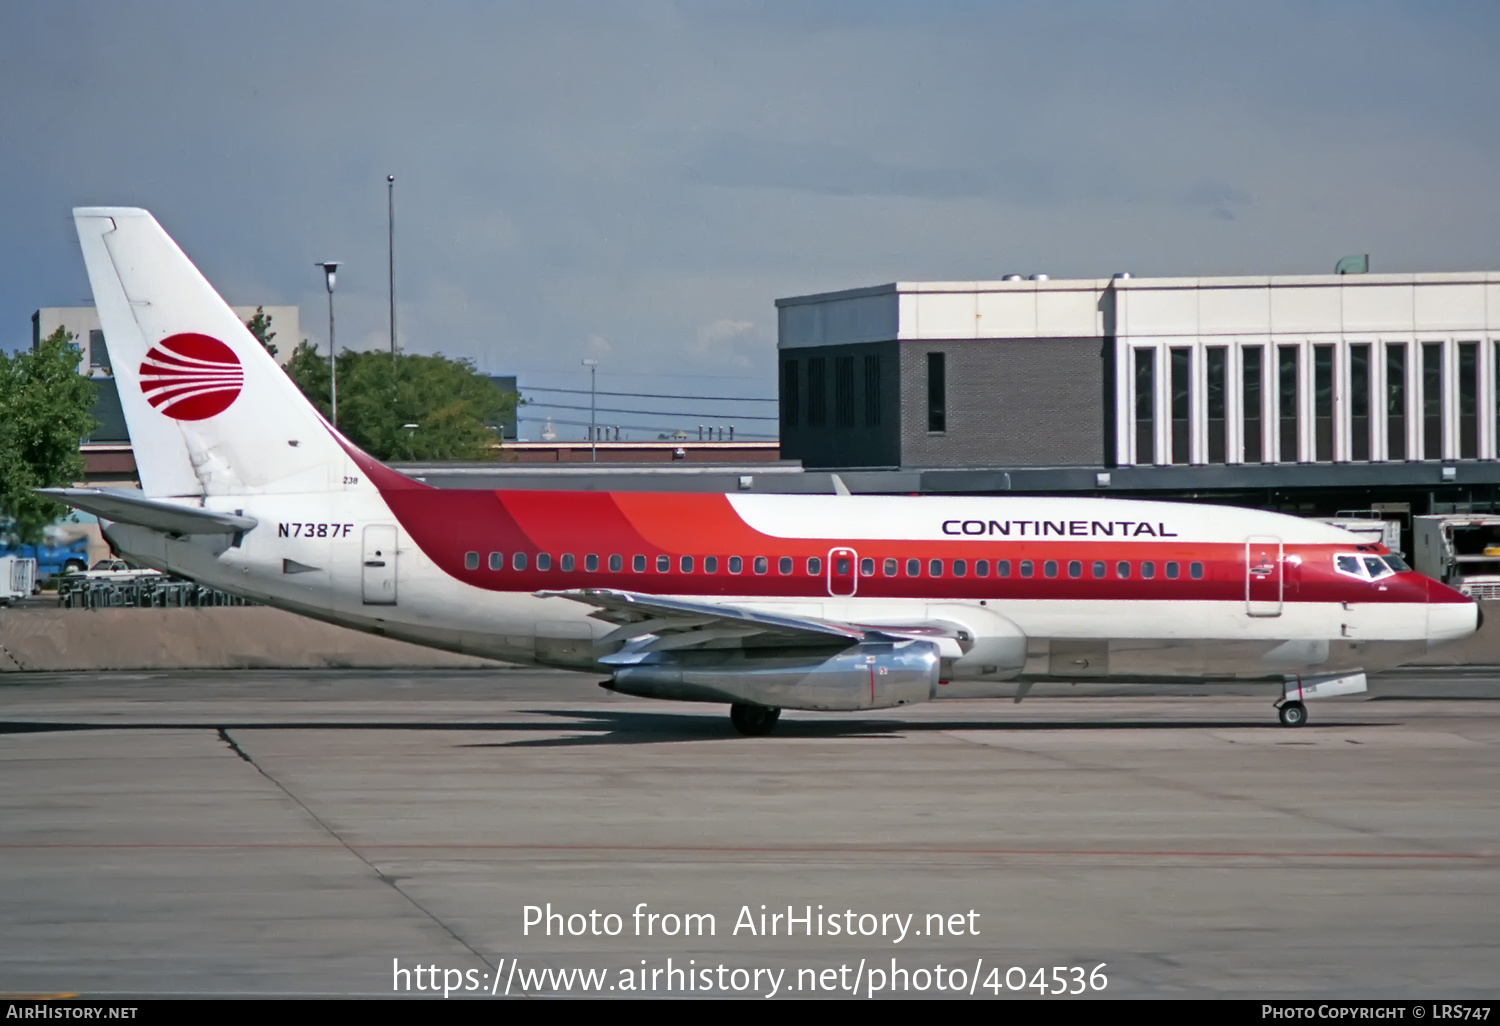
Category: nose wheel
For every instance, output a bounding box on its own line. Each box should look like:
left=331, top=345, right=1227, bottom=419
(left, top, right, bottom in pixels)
left=1277, top=701, right=1307, bottom=728
left=729, top=703, right=780, bottom=736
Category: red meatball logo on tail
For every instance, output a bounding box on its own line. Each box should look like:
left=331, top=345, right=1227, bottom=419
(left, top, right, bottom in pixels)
left=139, top=333, right=244, bottom=420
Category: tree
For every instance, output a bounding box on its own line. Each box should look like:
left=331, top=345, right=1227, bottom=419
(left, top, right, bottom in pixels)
left=0, top=328, right=98, bottom=542
left=283, top=345, right=516, bottom=461
left=246, top=306, right=277, bottom=358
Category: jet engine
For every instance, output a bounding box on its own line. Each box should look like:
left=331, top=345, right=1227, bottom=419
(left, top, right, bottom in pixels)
left=604, top=638, right=941, bottom=711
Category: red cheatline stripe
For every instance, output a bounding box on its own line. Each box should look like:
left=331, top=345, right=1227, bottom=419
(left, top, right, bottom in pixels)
left=0, top=842, right=1489, bottom=859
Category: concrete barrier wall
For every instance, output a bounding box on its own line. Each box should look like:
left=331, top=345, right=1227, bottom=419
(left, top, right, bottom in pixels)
left=2, top=603, right=1496, bottom=674
left=0, top=607, right=501, bottom=672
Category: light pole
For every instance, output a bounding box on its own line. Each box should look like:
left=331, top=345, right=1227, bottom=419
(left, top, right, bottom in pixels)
left=387, top=175, right=397, bottom=358
left=316, top=261, right=341, bottom=427
left=581, top=358, right=598, bottom=462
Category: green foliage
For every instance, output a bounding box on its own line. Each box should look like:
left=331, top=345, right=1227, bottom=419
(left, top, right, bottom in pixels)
left=245, top=307, right=277, bottom=357
left=0, top=328, right=98, bottom=542
left=283, top=344, right=515, bottom=461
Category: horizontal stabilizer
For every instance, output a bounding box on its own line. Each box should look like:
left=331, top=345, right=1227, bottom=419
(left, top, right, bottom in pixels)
left=36, top=488, right=257, bottom=536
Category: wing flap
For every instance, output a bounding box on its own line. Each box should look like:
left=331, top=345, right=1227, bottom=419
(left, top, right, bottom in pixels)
left=538, top=588, right=867, bottom=648
left=36, top=487, right=257, bottom=536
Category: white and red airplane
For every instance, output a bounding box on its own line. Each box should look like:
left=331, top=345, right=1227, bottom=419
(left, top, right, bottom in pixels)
left=45, top=208, right=1479, bottom=733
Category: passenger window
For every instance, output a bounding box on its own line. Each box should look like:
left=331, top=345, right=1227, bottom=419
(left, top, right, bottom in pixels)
left=704, top=556, right=718, bottom=574
left=729, top=556, right=743, bottom=574
left=807, top=557, right=821, bottom=575
left=929, top=559, right=943, bottom=577
left=656, top=555, right=670, bottom=573
left=778, top=556, right=792, bottom=575
left=1067, top=560, right=1082, bottom=579
left=860, top=557, right=875, bottom=577
left=1117, top=561, right=1130, bottom=578
left=1166, top=561, right=1179, bottom=580
left=489, top=552, right=504, bottom=571
left=681, top=555, right=695, bottom=573
left=632, top=555, right=646, bottom=572
left=754, top=556, right=769, bottom=575
left=1019, top=560, right=1032, bottom=578
left=975, top=560, right=990, bottom=578
left=1043, top=560, right=1058, bottom=578
left=584, top=554, right=599, bottom=572
left=464, top=551, right=479, bottom=570
left=1092, top=561, right=1106, bottom=579
left=609, top=554, right=622, bottom=572
left=1141, top=561, right=1156, bottom=579
left=512, top=552, right=527, bottom=571
left=560, top=554, right=575, bottom=572
left=907, top=558, right=921, bottom=577
left=1190, top=561, right=1203, bottom=579
left=998, top=560, right=1011, bottom=578
left=536, top=553, right=552, bottom=571
left=882, top=558, right=897, bottom=577
left=953, top=559, right=967, bottom=577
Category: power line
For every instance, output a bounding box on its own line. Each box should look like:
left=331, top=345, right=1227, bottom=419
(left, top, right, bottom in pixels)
left=516, top=413, right=776, bottom=439
left=521, top=385, right=776, bottom=403
left=522, top=399, right=777, bottom=421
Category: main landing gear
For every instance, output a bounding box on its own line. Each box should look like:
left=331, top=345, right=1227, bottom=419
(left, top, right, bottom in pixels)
left=729, top=703, right=781, bottom=736
left=1276, top=701, right=1307, bottom=728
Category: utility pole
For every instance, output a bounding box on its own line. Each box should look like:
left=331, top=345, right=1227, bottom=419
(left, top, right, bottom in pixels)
left=582, top=358, right=598, bottom=462
left=316, top=261, right=341, bottom=428
left=387, top=175, right=397, bottom=358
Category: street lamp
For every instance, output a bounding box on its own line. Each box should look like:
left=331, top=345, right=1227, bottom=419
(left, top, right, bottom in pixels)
left=316, top=261, right=341, bottom=428
left=581, top=358, right=598, bottom=462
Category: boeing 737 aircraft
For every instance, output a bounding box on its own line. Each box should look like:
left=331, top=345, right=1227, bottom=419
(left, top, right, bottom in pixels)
left=45, top=208, right=1479, bottom=733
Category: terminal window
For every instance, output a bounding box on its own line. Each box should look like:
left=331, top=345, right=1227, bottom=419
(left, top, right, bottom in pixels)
left=1170, top=348, right=1190, bottom=464
left=835, top=356, right=855, bottom=428
left=1242, top=346, right=1263, bottom=463
left=782, top=361, right=799, bottom=428
left=1314, top=345, right=1334, bottom=462
left=1350, top=344, right=1370, bottom=461
left=1134, top=349, right=1155, bottom=464
left=926, top=352, right=946, bottom=433
left=1206, top=347, right=1226, bottom=464
left=1423, top=342, right=1443, bottom=460
left=1459, top=342, right=1478, bottom=459
left=1387, top=343, right=1407, bottom=460
left=1278, top=345, right=1299, bottom=462
left=807, top=358, right=826, bottom=427
left=864, top=355, right=882, bottom=427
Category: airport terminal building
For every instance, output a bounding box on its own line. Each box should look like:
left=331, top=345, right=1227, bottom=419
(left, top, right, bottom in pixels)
left=776, top=272, right=1500, bottom=511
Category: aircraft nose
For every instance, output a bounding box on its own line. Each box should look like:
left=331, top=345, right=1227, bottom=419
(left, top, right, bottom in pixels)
left=1426, top=575, right=1480, bottom=651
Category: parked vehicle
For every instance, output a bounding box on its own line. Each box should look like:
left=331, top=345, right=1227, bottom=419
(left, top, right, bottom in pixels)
left=0, top=556, right=38, bottom=603
left=0, top=532, right=89, bottom=581
left=1413, top=514, right=1500, bottom=599
left=77, top=559, right=164, bottom=583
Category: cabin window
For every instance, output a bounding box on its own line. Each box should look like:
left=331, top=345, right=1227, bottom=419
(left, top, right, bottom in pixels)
left=997, top=560, right=1011, bottom=578
left=753, top=556, right=769, bottom=575
left=560, top=554, right=575, bottom=572
left=609, top=554, right=622, bottom=572
left=729, top=556, right=743, bottom=574
left=1043, top=560, right=1058, bottom=578
left=1067, top=560, right=1082, bottom=579
left=464, top=551, right=480, bottom=570
left=1092, top=561, right=1106, bottom=579
left=632, top=555, right=646, bottom=572
left=536, top=553, right=552, bottom=571
left=1019, top=560, right=1033, bottom=578
left=681, top=555, right=694, bottom=573
left=656, top=555, right=670, bottom=573
left=882, top=558, right=897, bottom=577
left=807, top=557, right=821, bottom=575
left=778, top=556, right=793, bottom=575
left=1141, top=560, right=1156, bottom=579
left=1117, top=561, right=1130, bottom=578
left=975, top=559, right=990, bottom=577
left=952, top=559, right=967, bottom=577
left=1190, top=561, right=1203, bottom=579
left=704, top=556, right=718, bottom=574
left=512, top=552, right=527, bottom=571
left=584, top=554, right=599, bottom=572
left=1165, top=561, right=1179, bottom=579
left=907, top=558, right=921, bottom=577
left=929, top=559, right=944, bottom=577
left=489, top=552, right=504, bottom=570
left=860, top=557, right=875, bottom=577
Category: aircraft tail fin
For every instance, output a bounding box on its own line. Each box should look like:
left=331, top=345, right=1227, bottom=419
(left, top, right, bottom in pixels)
left=73, top=207, right=352, bottom=498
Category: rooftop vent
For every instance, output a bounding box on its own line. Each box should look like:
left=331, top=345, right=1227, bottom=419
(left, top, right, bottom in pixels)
left=1001, top=274, right=1023, bottom=281
left=1112, top=272, right=1132, bottom=280
left=1028, top=273, right=1049, bottom=281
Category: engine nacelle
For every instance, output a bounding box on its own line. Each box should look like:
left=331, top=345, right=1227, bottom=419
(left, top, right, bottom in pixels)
left=606, top=639, right=941, bottom=711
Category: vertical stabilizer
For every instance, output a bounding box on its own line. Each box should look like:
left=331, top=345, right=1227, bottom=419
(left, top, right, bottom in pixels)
left=73, top=208, right=350, bottom=498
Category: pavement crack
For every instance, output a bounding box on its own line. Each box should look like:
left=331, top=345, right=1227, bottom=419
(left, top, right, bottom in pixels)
left=217, top=727, right=492, bottom=968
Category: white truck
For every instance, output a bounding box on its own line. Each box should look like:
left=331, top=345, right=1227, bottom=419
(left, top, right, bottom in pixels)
left=0, top=556, right=38, bottom=604
left=1413, top=514, right=1500, bottom=599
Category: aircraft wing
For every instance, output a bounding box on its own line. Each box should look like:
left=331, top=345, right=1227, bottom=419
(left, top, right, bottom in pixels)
left=36, top=488, right=258, bottom=536
left=537, top=588, right=872, bottom=653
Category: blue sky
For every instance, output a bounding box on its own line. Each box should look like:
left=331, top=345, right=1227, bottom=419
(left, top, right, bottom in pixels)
left=3, top=2, right=1497, bottom=437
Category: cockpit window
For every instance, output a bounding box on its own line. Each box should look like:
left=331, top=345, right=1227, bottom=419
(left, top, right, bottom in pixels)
left=1363, top=556, right=1392, bottom=580
left=1335, top=555, right=1364, bottom=577
left=1384, top=553, right=1411, bottom=573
